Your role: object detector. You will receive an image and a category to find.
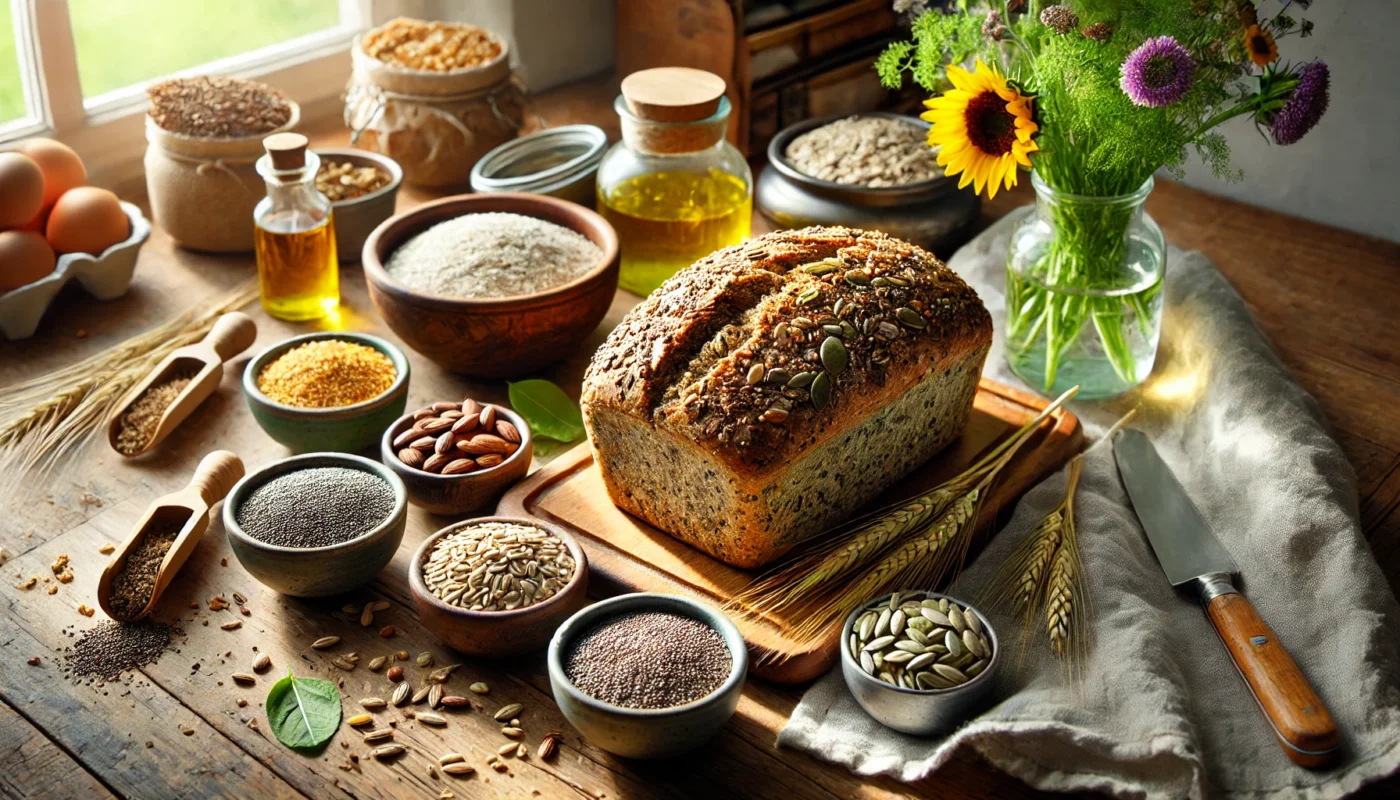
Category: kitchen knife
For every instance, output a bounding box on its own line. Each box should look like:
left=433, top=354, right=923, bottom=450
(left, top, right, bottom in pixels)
left=1113, top=429, right=1340, bottom=768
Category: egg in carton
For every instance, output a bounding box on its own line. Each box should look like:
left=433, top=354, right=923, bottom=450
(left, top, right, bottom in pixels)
left=0, top=202, right=151, bottom=341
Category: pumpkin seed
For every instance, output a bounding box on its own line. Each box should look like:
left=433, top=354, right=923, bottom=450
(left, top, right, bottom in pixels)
left=844, top=269, right=871, bottom=286
left=797, top=287, right=821, bottom=305
left=896, top=306, right=927, bottom=329
left=810, top=371, right=831, bottom=410
left=787, top=371, right=817, bottom=389
left=820, top=336, right=848, bottom=375
left=932, top=663, right=969, bottom=684
left=765, top=367, right=791, bottom=386
left=801, top=260, right=838, bottom=276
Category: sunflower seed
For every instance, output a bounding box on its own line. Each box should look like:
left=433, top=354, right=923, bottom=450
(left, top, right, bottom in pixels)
left=364, top=728, right=395, bottom=742
left=361, top=697, right=387, bottom=709
left=443, top=762, right=475, bottom=776
left=312, top=636, right=340, bottom=650
left=392, top=682, right=411, bottom=706
left=746, top=363, right=765, bottom=385
left=371, top=744, right=405, bottom=760
left=537, top=735, right=560, bottom=760
left=417, top=712, right=447, bottom=727
left=369, top=656, right=387, bottom=671
left=494, top=703, right=523, bottom=721
left=429, top=684, right=443, bottom=708
left=412, top=685, right=431, bottom=704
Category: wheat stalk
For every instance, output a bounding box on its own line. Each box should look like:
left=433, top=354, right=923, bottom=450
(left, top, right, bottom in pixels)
left=1044, top=538, right=1078, bottom=657
left=1015, top=510, right=1063, bottom=611
left=0, top=280, right=258, bottom=502
left=731, top=386, right=1082, bottom=654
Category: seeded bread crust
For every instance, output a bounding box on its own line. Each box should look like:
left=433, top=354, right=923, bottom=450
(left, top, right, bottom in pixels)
left=582, top=226, right=992, bottom=567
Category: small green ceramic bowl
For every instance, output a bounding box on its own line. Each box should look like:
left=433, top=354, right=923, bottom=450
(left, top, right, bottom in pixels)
left=243, top=331, right=410, bottom=454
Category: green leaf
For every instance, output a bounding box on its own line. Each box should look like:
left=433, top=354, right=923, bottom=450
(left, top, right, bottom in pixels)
left=508, top=379, right=585, bottom=442
left=266, top=671, right=341, bottom=752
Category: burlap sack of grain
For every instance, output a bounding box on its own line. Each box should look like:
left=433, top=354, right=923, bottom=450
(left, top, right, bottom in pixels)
left=345, top=38, right=525, bottom=190
left=143, top=103, right=300, bottom=254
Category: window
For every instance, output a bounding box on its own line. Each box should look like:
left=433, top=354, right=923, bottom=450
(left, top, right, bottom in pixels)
left=0, top=2, right=22, bottom=124
left=69, top=0, right=342, bottom=101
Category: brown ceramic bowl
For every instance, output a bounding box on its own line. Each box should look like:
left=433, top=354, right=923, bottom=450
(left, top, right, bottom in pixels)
left=361, top=193, right=620, bottom=377
left=409, top=516, right=589, bottom=657
left=380, top=404, right=533, bottom=515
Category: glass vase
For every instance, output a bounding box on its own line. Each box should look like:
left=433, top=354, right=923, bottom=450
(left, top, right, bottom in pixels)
left=1004, top=173, right=1165, bottom=399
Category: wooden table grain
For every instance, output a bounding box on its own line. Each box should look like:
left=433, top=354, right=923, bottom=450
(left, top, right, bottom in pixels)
left=1, top=74, right=1397, bottom=799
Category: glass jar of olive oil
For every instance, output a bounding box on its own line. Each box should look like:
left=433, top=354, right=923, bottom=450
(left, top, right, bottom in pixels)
left=598, top=68, right=752, bottom=297
left=253, top=133, right=339, bottom=321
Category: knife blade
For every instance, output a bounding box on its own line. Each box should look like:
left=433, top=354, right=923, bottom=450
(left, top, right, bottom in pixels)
left=1113, top=429, right=1340, bottom=768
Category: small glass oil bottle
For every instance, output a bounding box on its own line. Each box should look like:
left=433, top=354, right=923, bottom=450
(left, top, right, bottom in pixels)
left=598, top=67, right=752, bottom=297
left=254, top=132, right=338, bottom=321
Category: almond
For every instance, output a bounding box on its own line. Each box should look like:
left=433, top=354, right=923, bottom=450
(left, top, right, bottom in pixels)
left=441, top=458, right=477, bottom=476
left=419, top=417, right=454, bottom=434
left=412, top=407, right=436, bottom=420
left=411, top=436, right=436, bottom=452
left=478, top=405, right=496, bottom=429
left=450, top=415, right=479, bottom=435
left=495, top=420, right=521, bottom=443
left=475, top=453, right=504, bottom=468
left=462, top=398, right=482, bottom=418
left=398, top=448, right=424, bottom=468
left=432, top=401, right=461, bottom=413
left=458, top=433, right=512, bottom=456
left=423, top=453, right=451, bottom=473
left=392, top=427, right=421, bottom=449
left=434, top=431, right=456, bottom=455
left=440, top=409, right=464, bottom=420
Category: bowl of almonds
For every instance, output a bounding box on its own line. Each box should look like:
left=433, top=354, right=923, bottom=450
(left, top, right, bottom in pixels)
left=840, top=590, right=1000, bottom=736
left=380, top=396, right=532, bottom=514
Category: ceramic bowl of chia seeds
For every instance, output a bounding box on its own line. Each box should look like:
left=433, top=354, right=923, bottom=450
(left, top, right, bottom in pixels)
left=223, top=452, right=407, bottom=596
left=547, top=592, right=748, bottom=758
left=840, top=590, right=1000, bottom=736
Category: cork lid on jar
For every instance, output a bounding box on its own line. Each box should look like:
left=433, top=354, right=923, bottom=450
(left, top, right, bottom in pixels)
left=263, top=132, right=309, bottom=170
left=618, top=68, right=729, bottom=154
left=621, top=68, right=727, bottom=123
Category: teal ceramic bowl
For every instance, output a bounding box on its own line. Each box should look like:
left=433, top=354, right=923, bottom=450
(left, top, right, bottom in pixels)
left=243, top=332, right=410, bottom=453
left=223, top=452, right=407, bottom=597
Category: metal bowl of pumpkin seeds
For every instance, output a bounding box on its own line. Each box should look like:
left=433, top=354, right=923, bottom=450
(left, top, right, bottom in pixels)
left=840, top=590, right=999, bottom=736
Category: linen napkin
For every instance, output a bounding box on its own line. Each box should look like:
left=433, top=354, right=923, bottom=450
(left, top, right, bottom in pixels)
left=777, top=211, right=1400, bottom=798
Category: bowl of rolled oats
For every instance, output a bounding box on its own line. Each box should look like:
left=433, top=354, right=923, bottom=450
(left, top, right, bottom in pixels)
left=313, top=148, right=402, bottom=261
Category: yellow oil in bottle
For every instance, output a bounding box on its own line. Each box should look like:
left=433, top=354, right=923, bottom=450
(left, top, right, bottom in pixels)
left=254, top=211, right=339, bottom=321
left=599, top=169, right=751, bottom=296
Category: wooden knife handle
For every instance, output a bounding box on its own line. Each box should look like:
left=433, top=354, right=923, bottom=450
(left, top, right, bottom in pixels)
left=1206, top=592, right=1340, bottom=767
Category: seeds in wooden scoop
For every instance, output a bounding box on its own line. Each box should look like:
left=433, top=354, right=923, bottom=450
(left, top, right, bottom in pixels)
left=108, top=516, right=186, bottom=621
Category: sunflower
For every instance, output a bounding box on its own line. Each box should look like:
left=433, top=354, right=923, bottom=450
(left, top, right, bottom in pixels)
left=921, top=59, right=1038, bottom=199
left=1244, top=24, right=1278, bottom=67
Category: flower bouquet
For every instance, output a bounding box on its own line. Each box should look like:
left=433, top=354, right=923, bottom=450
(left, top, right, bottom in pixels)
left=879, top=1, right=1329, bottom=397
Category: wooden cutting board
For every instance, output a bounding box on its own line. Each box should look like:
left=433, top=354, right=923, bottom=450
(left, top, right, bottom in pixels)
left=497, top=378, right=1082, bottom=683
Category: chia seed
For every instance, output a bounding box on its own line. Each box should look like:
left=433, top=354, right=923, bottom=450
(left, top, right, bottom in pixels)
left=64, top=620, right=180, bottom=684
left=109, top=513, right=189, bottom=620
left=564, top=611, right=732, bottom=709
left=235, top=466, right=394, bottom=548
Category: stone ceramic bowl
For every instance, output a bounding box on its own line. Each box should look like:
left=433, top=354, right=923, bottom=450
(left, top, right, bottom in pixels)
left=313, top=148, right=402, bottom=262
left=547, top=593, right=748, bottom=758
left=242, top=331, right=410, bottom=454
left=840, top=590, right=1000, bottom=735
left=379, top=405, right=533, bottom=515
left=361, top=192, right=619, bottom=378
left=408, top=516, right=588, bottom=657
left=223, top=453, right=407, bottom=597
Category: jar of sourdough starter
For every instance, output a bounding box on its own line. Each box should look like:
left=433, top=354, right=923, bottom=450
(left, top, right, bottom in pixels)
left=597, top=68, right=752, bottom=297
left=253, top=133, right=339, bottom=321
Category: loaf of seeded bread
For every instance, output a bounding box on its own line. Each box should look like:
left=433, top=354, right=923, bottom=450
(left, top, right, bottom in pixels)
left=581, top=226, right=992, bottom=569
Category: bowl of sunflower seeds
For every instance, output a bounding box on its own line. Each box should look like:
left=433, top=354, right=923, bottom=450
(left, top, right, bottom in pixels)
left=313, top=148, right=402, bottom=261
left=840, top=590, right=999, bottom=735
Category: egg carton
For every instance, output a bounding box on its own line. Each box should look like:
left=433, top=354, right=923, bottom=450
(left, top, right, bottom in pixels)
left=0, top=201, right=151, bottom=341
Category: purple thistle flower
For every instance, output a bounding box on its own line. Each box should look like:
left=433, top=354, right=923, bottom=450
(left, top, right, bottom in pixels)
left=1270, top=61, right=1330, bottom=145
left=1120, top=36, right=1196, bottom=108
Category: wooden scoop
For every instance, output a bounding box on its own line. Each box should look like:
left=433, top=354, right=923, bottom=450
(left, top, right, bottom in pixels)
left=98, top=450, right=245, bottom=621
left=108, top=311, right=258, bottom=458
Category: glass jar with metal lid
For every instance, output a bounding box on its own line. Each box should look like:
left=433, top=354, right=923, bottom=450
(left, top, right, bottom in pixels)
left=469, top=124, right=609, bottom=208
left=596, top=68, right=753, bottom=297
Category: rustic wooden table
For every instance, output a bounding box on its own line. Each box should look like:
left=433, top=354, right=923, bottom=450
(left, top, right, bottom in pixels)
left=2, top=75, right=1397, bottom=800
